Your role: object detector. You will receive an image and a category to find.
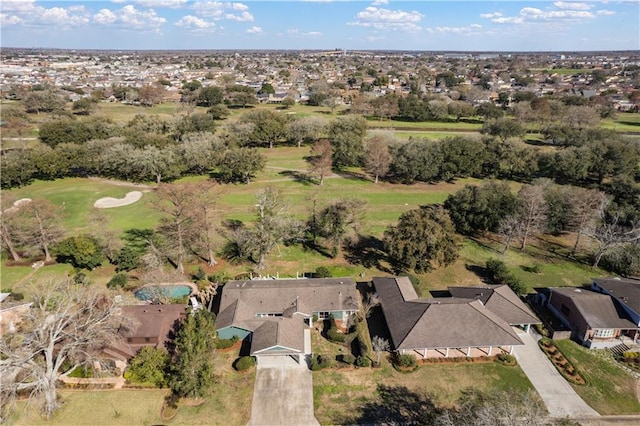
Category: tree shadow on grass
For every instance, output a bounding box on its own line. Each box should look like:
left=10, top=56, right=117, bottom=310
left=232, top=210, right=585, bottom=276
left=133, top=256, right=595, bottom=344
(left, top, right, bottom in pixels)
left=277, top=170, right=314, bottom=186
left=343, top=235, right=391, bottom=273
left=345, top=384, right=441, bottom=425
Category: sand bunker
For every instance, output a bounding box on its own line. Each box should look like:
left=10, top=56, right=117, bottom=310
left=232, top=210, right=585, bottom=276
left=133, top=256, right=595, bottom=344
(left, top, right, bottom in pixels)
left=94, top=191, right=143, bottom=208
left=3, top=198, right=32, bottom=214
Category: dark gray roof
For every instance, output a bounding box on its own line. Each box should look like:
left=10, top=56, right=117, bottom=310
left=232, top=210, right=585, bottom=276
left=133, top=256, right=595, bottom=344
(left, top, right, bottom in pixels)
left=217, top=278, right=358, bottom=331
left=551, top=287, right=638, bottom=330
left=593, top=277, right=640, bottom=314
left=448, top=285, right=540, bottom=325
left=250, top=318, right=304, bottom=355
left=373, top=277, right=523, bottom=351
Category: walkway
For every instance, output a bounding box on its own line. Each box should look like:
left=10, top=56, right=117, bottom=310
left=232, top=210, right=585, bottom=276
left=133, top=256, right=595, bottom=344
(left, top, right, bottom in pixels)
left=247, top=361, right=319, bottom=426
left=514, top=330, right=600, bottom=418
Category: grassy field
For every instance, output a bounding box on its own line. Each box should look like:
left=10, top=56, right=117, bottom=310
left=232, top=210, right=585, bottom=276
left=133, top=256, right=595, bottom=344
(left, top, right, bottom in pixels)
left=554, top=339, right=640, bottom=415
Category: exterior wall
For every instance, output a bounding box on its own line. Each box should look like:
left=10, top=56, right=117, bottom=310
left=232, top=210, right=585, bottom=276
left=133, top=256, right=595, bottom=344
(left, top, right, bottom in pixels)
left=218, top=326, right=252, bottom=340
left=548, top=292, right=590, bottom=342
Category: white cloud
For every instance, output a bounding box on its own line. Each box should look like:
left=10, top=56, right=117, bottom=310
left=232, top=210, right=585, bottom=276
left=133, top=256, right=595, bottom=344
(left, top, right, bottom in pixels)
left=348, top=6, right=424, bottom=31
left=482, top=3, right=600, bottom=25
left=371, top=0, right=389, bottom=5
left=596, top=9, right=616, bottom=16
left=175, top=15, right=216, bottom=30
left=94, top=5, right=166, bottom=30
left=246, top=25, right=263, bottom=34
left=1, top=2, right=90, bottom=28
left=191, top=1, right=254, bottom=21
left=287, top=29, right=323, bottom=37
left=427, top=24, right=483, bottom=35
left=553, top=2, right=593, bottom=10
left=111, top=0, right=188, bottom=7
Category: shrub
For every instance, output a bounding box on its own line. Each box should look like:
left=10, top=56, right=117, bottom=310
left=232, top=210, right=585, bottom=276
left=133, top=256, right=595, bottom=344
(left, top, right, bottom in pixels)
left=234, top=356, right=256, bottom=371
left=127, top=347, right=169, bottom=387
left=486, top=258, right=510, bottom=283
left=216, top=336, right=239, bottom=349
left=315, top=266, right=332, bottom=278
left=310, top=354, right=331, bottom=371
left=355, top=355, right=371, bottom=368
left=395, top=354, right=416, bottom=368
left=338, top=354, right=356, bottom=364
left=326, top=316, right=346, bottom=343
left=9, top=292, right=24, bottom=301
left=357, top=333, right=369, bottom=357
left=107, top=272, right=128, bottom=289
left=496, top=353, right=516, bottom=366
left=504, top=275, right=527, bottom=296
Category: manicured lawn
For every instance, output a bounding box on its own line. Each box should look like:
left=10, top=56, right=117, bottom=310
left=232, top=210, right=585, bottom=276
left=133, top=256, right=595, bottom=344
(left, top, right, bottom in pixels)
left=368, top=119, right=482, bottom=131
left=394, top=130, right=481, bottom=140
left=313, top=358, right=534, bottom=425
left=554, top=339, right=640, bottom=415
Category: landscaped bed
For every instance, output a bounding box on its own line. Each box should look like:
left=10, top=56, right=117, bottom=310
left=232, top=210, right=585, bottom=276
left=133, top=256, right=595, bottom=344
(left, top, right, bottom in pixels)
left=538, top=338, right=586, bottom=385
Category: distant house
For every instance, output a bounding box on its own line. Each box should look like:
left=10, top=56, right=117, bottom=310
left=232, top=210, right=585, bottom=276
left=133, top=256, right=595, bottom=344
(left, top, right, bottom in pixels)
left=591, top=277, right=640, bottom=327
left=216, top=278, right=358, bottom=365
left=373, top=277, right=531, bottom=359
left=103, top=304, right=187, bottom=363
left=546, top=287, right=638, bottom=349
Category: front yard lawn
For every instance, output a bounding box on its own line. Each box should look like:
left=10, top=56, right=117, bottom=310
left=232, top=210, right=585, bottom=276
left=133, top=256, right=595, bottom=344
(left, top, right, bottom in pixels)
left=554, top=339, right=640, bottom=415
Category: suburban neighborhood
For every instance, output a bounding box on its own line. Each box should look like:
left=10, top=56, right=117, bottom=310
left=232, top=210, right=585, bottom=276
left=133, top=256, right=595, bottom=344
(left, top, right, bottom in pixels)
left=1, top=33, right=640, bottom=426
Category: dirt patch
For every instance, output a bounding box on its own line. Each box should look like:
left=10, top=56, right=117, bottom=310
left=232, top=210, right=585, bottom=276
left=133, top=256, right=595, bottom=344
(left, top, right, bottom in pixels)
left=94, top=191, right=143, bottom=208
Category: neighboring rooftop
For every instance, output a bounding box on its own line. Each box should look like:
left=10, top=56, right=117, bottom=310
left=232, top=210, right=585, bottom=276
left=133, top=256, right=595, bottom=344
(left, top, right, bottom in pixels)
left=592, top=277, right=640, bottom=314
left=551, top=287, right=637, bottom=330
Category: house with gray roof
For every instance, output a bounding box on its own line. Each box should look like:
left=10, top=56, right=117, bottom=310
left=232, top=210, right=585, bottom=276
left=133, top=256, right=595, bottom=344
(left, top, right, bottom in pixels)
left=373, top=277, right=528, bottom=359
left=591, top=277, right=640, bottom=327
left=216, top=278, right=358, bottom=365
left=547, top=287, right=639, bottom=349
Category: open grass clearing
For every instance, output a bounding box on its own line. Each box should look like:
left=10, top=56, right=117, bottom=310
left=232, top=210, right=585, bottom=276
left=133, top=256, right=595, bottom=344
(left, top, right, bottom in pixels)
left=368, top=119, right=482, bottom=131
left=554, top=339, right=640, bottom=415
left=313, top=356, right=534, bottom=425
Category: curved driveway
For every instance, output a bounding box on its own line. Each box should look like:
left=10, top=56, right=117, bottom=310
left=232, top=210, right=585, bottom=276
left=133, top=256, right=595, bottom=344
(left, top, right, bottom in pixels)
left=514, top=330, right=600, bottom=418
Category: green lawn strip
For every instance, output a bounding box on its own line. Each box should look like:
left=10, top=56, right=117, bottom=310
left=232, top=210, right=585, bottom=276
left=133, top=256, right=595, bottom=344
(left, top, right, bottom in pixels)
left=554, top=339, right=640, bottom=415
left=0, top=264, right=33, bottom=291
left=394, top=131, right=481, bottom=140
left=601, top=116, right=640, bottom=133
left=368, top=119, right=482, bottom=131
left=12, top=389, right=167, bottom=426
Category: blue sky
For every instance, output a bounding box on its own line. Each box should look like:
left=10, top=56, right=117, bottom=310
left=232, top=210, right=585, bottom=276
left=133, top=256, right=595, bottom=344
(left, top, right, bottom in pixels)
left=1, top=1, right=638, bottom=51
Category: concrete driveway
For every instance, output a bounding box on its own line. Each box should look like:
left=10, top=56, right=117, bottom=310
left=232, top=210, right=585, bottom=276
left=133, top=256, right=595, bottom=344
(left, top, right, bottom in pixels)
left=247, top=360, right=319, bottom=426
left=514, top=330, right=600, bottom=418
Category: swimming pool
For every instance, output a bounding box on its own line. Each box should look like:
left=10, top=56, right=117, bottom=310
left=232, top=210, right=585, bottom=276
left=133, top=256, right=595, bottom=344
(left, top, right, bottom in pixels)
left=134, top=285, right=193, bottom=301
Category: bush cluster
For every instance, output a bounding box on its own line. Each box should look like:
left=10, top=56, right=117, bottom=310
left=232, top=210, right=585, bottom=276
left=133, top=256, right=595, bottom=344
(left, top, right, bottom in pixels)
left=326, top=316, right=346, bottom=343
left=394, top=354, right=417, bottom=368
left=107, top=272, right=128, bottom=289
left=215, top=335, right=239, bottom=349
left=485, top=258, right=527, bottom=295
left=234, top=356, right=256, bottom=371
left=310, top=354, right=332, bottom=371
left=355, top=355, right=371, bottom=368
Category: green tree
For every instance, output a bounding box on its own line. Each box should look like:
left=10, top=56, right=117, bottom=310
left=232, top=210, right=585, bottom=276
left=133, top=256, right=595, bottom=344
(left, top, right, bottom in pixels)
left=316, top=199, right=365, bottom=257
left=238, top=109, right=288, bottom=149
left=54, top=235, right=103, bottom=270
left=217, top=148, right=266, bottom=184
left=71, top=97, right=97, bottom=115
left=328, top=115, right=367, bottom=168
left=481, top=117, right=525, bottom=142
left=127, top=347, right=169, bottom=387
left=169, top=309, right=217, bottom=398
left=384, top=206, right=460, bottom=273
left=444, top=181, right=518, bottom=235
left=197, top=86, right=224, bottom=107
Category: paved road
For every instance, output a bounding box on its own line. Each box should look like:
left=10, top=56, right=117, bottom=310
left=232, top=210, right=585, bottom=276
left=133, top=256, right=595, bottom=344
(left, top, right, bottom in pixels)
left=514, top=330, right=600, bottom=418
left=247, top=359, right=319, bottom=426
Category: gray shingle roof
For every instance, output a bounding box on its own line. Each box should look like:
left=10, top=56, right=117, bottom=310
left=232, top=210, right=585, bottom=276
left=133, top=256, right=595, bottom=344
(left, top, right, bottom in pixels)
left=551, top=287, right=638, bottom=330
left=373, top=277, right=524, bottom=350
left=448, top=285, right=541, bottom=325
left=250, top=318, right=304, bottom=355
left=593, top=277, right=640, bottom=315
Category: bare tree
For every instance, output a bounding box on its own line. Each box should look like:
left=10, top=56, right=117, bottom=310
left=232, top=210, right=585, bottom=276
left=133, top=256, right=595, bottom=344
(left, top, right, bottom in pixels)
left=516, top=184, right=548, bottom=251
left=0, top=200, right=22, bottom=262
left=364, top=134, right=393, bottom=183
left=567, top=188, right=609, bottom=256
left=0, top=277, right=125, bottom=419
left=88, top=209, right=122, bottom=263
left=308, top=139, right=333, bottom=186
left=287, top=116, right=328, bottom=148
left=253, top=186, right=303, bottom=270
left=361, top=292, right=380, bottom=319
left=584, top=212, right=640, bottom=268
left=15, top=199, right=64, bottom=262
left=371, top=336, right=390, bottom=365
left=498, top=215, right=522, bottom=254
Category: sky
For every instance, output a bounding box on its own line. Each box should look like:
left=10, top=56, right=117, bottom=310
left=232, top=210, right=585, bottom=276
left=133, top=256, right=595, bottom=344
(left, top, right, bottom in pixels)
left=1, top=1, right=638, bottom=51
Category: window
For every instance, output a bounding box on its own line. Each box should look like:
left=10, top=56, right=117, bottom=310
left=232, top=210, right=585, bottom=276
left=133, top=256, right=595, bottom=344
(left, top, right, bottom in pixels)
left=593, top=329, right=615, bottom=338
left=318, top=312, right=329, bottom=320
